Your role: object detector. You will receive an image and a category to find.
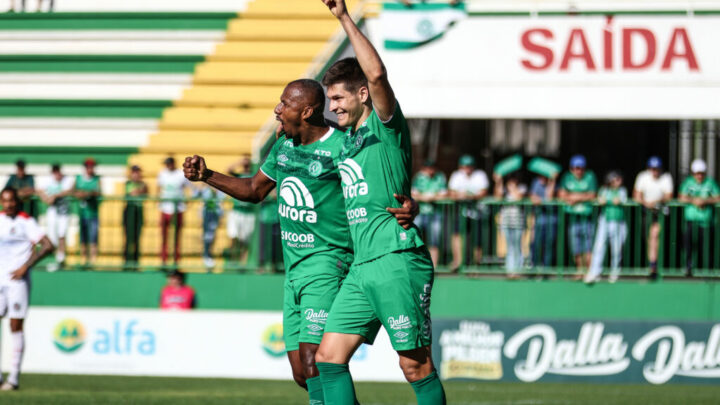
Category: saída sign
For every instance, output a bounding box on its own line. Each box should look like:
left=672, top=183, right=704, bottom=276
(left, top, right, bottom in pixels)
left=433, top=319, right=720, bottom=384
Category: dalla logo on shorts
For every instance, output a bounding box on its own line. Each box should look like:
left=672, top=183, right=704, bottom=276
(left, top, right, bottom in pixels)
left=388, top=315, right=412, bottom=330
left=304, top=309, right=329, bottom=324
left=278, top=177, right=317, bottom=223
left=261, top=323, right=286, bottom=358
left=339, top=158, right=369, bottom=199
left=53, top=319, right=86, bottom=353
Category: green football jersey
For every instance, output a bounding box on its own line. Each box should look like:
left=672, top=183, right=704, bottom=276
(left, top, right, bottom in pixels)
left=337, top=103, right=424, bottom=264
left=75, top=174, right=100, bottom=219
left=679, top=176, right=720, bottom=226
left=559, top=171, right=598, bottom=216
left=260, top=128, right=353, bottom=279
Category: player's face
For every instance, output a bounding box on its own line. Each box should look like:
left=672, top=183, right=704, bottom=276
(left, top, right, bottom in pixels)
left=53, top=170, right=62, bottom=181
left=571, top=166, right=585, bottom=178
left=1, top=190, right=18, bottom=216
left=327, top=82, right=364, bottom=128
left=274, top=86, right=305, bottom=139
left=694, top=172, right=705, bottom=183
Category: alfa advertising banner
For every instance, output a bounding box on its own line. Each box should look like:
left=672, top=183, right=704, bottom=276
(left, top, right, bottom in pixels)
left=433, top=319, right=720, bottom=385
left=369, top=9, right=720, bottom=119
left=1, top=307, right=404, bottom=381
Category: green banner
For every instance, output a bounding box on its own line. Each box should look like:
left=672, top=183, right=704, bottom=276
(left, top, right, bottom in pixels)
left=433, top=319, right=720, bottom=384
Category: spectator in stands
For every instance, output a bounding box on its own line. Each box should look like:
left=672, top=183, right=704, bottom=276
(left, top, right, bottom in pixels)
left=411, top=159, right=447, bottom=267
left=558, top=155, right=597, bottom=279
left=529, top=173, right=558, bottom=268
left=586, top=171, right=628, bottom=284
left=37, top=163, right=73, bottom=271
left=73, top=158, right=101, bottom=266
left=157, top=157, right=191, bottom=266
left=226, top=156, right=256, bottom=265
left=123, top=165, right=148, bottom=268
left=5, top=159, right=37, bottom=218
left=448, top=154, right=489, bottom=271
left=633, top=156, right=673, bottom=279
left=194, top=184, right=224, bottom=270
left=494, top=172, right=527, bottom=279
left=159, top=270, right=195, bottom=310
left=679, top=159, right=720, bottom=276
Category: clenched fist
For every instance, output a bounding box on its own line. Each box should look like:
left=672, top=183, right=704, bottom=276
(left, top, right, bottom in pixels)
left=321, top=0, right=347, bottom=18
left=184, top=155, right=212, bottom=182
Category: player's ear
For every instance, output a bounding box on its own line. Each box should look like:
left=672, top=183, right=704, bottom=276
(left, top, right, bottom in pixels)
left=301, top=105, right=314, bottom=121
left=358, top=86, right=369, bottom=104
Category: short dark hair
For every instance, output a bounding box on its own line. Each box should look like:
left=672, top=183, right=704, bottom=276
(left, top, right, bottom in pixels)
left=51, top=163, right=61, bottom=172
left=322, top=57, right=368, bottom=92
left=1, top=186, right=19, bottom=202
left=287, top=79, right=325, bottom=114
left=15, top=159, right=26, bottom=169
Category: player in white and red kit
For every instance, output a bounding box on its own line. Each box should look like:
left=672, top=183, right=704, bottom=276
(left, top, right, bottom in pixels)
left=0, top=186, right=54, bottom=390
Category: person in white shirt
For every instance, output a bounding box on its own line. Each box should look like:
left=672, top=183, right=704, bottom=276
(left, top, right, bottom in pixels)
left=158, top=157, right=192, bottom=265
left=633, top=156, right=673, bottom=278
left=448, top=154, right=489, bottom=271
left=37, top=164, right=73, bottom=271
left=0, top=186, right=54, bottom=390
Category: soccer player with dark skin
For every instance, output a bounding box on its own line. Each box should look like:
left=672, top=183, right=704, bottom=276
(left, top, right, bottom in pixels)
left=183, top=79, right=418, bottom=404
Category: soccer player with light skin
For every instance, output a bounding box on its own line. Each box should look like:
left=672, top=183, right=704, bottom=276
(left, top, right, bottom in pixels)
left=314, top=1, right=446, bottom=403
left=0, top=187, right=54, bottom=390
left=183, top=79, right=417, bottom=405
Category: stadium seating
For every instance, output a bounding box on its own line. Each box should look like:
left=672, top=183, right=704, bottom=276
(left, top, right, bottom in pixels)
left=0, top=0, right=358, bottom=270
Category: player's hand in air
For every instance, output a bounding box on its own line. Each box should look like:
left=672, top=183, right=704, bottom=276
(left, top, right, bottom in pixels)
left=387, top=193, right=419, bottom=230
left=322, top=0, right=347, bottom=19
left=184, top=155, right=211, bottom=182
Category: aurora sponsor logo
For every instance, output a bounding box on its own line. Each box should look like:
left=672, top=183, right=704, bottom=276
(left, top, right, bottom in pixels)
left=339, top=158, right=369, bottom=199
left=278, top=177, right=317, bottom=223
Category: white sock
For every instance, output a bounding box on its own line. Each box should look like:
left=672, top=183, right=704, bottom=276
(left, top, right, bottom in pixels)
left=8, top=331, right=24, bottom=386
left=56, top=251, right=66, bottom=263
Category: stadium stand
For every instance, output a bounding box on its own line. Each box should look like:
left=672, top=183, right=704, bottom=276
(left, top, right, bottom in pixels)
left=0, top=0, right=358, bottom=270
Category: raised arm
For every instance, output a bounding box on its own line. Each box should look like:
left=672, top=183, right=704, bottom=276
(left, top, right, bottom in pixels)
left=183, top=155, right=275, bottom=204
left=323, top=0, right=396, bottom=121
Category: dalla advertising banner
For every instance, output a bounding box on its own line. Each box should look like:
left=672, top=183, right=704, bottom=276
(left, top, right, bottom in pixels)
left=433, top=319, right=720, bottom=385
left=1, top=307, right=403, bottom=381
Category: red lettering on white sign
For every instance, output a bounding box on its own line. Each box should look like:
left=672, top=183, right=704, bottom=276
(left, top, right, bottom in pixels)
left=520, top=24, right=700, bottom=72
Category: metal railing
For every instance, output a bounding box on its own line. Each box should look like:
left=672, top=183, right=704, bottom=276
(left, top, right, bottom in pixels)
left=15, top=196, right=720, bottom=277
left=418, top=199, right=720, bottom=278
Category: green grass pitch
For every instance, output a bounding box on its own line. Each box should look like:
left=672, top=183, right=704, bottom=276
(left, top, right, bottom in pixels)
left=2, top=374, right=719, bottom=404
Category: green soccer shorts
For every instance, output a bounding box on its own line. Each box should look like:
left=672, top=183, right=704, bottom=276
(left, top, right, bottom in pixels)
left=283, top=255, right=349, bottom=352
left=325, top=247, right=435, bottom=351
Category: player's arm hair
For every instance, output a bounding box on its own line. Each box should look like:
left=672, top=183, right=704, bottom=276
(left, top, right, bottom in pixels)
left=23, top=236, right=54, bottom=270
left=337, top=11, right=396, bottom=121
left=204, top=170, right=275, bottom=204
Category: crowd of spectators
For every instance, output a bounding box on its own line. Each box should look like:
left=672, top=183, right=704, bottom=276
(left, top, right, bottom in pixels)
left=3, top=153, right=719, bottom=280
left=2, top=156, right=274, bottom=272
left=411, top=154, right=720, bottom=281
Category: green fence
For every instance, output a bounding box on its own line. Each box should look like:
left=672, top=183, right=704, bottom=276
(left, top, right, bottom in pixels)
left=12, top=196, right=720, bottom=277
